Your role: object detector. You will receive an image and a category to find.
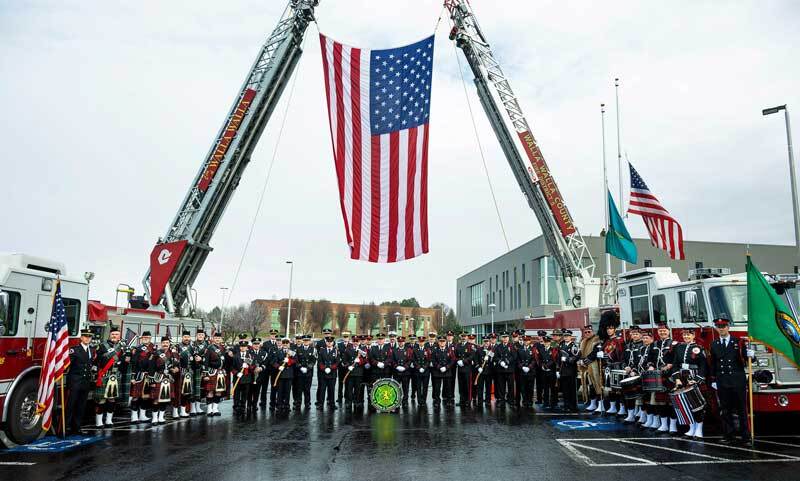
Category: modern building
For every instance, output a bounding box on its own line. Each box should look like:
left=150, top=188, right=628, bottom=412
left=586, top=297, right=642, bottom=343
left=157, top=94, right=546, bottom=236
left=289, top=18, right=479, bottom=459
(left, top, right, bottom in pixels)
left=456, top=235, right=795, bottom=334
left=251, top=298, right=439, bottom=337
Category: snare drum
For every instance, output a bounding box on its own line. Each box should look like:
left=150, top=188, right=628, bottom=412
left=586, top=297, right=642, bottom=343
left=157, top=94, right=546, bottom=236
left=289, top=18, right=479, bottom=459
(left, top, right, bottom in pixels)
left=609, top=370, right=627, bottom=390
left=642, top=371, right=666, bottom=392
left=620, top=375, right=643, bottom=400
left=670, top=384, right=707, bottom=425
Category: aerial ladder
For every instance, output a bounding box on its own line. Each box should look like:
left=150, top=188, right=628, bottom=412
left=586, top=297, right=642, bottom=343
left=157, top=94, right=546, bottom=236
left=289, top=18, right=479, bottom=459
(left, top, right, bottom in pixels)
left=142, top=0, right=320, bottom=315
left=445, top=0, right=603, bottom=308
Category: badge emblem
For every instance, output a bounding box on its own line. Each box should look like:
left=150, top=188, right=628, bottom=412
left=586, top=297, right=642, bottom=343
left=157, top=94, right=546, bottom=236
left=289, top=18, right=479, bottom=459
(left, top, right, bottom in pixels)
left=776, top=311, right=800, bottom=348
left=692, top=347, right=701, bottom=354
left=370, top=378, right=402, bottom=413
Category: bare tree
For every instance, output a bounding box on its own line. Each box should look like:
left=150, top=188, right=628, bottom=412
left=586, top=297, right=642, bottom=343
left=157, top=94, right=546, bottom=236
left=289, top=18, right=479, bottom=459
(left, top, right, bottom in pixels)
left=336, top=303, right=348, bottom=334
left=309, top=299, right=332, bottom=335
left=429, top=302, right=452, bottom=331
left=410, top=307, right=421, bottom=334
left=358, top=302, right=380, bottom=335
left=278, top=298, right=306, bottom=338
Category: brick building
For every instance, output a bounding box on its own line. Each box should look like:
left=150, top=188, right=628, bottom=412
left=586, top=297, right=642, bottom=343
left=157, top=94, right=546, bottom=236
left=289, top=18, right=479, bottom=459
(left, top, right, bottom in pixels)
left=251, top=299, right=440, bottom=337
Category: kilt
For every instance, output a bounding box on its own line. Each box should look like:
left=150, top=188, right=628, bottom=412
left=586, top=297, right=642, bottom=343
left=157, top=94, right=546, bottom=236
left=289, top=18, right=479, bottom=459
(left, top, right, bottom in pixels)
left=203, top=369, right=228, bottom=397
left=150, top=375, right=174, bottom=404
left=94, top=371, right=121, bottom=402
left=192, top=368, right=204, bottom=398
left=130, top=372, right=149, bottom=399
left=118, top=364, right=132, bottom=402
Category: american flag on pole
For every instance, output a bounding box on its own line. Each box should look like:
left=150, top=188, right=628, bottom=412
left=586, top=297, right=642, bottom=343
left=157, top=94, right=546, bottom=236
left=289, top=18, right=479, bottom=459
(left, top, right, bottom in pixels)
left=627, top=162, right=685, bottom=260
left=319, top=34, right=433, bottom=262
left=36, top=280, right=71, bottom=432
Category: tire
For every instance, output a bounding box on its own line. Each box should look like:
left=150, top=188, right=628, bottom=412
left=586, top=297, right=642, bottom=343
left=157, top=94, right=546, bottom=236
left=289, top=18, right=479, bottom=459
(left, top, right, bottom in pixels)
left=6, top=376, right=43, bottom=445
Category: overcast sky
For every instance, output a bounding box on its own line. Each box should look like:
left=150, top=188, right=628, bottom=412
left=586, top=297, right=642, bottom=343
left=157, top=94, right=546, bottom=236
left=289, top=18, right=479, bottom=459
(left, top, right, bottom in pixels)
left=2, top=1, right=799, bottom=312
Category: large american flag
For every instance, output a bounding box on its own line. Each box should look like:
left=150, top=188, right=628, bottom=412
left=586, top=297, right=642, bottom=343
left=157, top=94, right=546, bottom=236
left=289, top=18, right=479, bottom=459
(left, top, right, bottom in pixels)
left=320, top=34, right=433, bottom=262
left=627, top=162, right=685, bottom=260
left=36, top=280, right=71, bottom=432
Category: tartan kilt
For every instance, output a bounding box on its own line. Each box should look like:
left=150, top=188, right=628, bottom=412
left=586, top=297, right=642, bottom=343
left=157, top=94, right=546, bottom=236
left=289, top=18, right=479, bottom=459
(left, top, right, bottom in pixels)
left=130, top=372, right=148, bottom=399
left=192, top=368, right=204, bottom=398
left=118, top=365, right=132, bottom=402
left=150, top=375, right=174, bottom=403
left=94, top=371, right=121, bottom=401
left=203, top=369, right=228, bottom=397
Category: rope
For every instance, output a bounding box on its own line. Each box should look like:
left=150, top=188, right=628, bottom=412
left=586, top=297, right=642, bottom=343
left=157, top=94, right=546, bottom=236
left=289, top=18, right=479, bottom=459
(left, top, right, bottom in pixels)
left=226, top=32, right=308, bottom=308
left=450, top=29, right=511, bottom=251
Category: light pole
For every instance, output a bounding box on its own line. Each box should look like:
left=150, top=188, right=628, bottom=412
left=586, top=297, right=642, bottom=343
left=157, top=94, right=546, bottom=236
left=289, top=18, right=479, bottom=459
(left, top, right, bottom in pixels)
left=763, top=105, right=799, bottom=263
left=394, top=311, right=401, bottom=333
left=285, top=261, right=294, bottom=339
left=489, top=303, right=496, bottom=334
left=219, top=287, right=228, bottom=336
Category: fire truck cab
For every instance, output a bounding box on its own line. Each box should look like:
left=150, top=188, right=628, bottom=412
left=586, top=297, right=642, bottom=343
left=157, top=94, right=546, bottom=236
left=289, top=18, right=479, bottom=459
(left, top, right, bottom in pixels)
left=617, top=267, right=800, bottom=414
left=0, top=254, right=87, bottom=445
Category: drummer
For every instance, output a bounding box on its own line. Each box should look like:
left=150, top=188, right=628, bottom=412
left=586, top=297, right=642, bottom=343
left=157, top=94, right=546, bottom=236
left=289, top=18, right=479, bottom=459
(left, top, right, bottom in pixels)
left=621, top=325, right=643, bottom=423
left=647, top=322, right=677, bottom=434
left=637, top=330, right=658, bottom=429
left=670, top=328, right=708, bottom=438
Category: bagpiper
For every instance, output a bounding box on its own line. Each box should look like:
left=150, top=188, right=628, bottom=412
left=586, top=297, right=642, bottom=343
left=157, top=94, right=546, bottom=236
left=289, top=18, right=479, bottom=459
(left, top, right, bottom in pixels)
left=202, top=332, right=227, bottom=417
left=129, top=330, right=155, bottom=423
left=175, top=330, right=195, bottom=419
left=93, top=325, right=129, bottom=427
left=190, top=329, right=209, bottom=416
left=149, top=336, right=180, bottom=425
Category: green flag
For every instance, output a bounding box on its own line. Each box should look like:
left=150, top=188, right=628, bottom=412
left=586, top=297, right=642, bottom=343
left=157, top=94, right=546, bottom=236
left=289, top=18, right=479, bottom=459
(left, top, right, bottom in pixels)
left=605, top=191, right=637, bottom=264
left=747, top=256, right=800, bottom=368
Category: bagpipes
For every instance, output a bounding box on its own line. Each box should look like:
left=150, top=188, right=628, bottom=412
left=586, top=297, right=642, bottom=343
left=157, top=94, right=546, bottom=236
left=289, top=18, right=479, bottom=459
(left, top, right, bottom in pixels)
left=272, top=350, right=296, bottom=387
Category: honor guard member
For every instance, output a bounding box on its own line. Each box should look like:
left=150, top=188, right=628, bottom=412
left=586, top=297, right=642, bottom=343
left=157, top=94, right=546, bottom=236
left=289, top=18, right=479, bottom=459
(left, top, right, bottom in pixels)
left=493, top=332, right=517, bottom=406
left=454, top=333, right=476, bottom=406
left=190, top=329, right=208, bottom=416
left=430, top=335, right=455, bottom=408
left=342, top=336, right=366, bottom=407
left=392, top=336, right=415, bottom=405
left=541, top=334, right=560, bottom=409
left=231, top=339, right=256, bottom=415
left=316, top=328, right=333, bottom=406
left=425, top=332, right=437, bottom=350
left=294, top=335, right=316, bottom=409
left=511, top=330, right=523, bottom=407
left=517, top=335, right=537, bottom=408
left=670, top=328, right=708, bottom=438
left=249, top=338, right=266, bottom=410
left=203, top=332, right=227, bottom=417
left=443, top=331, right=457, bottom=404
left=368, top=333, right=393, bottom=380
left=175, top=330, right=194, bottom=418
left=709, top=317, right=755, bottom=445
left=317, top=336, right=339, bottom=410
left=273, top=339, right=296, bottom=412
left=533, top=331, right=547, bottom=404
left=66, top=329, right=95, bottom=435
left=150, top=336, right=180, bottom=425
left=94, top=325, right=127, bottom=427
left=130, top=330, right=155, bottom=423
left=650, top=321, right=677, bottom=433
left=621, top=326, right=644, bottom=423
left=406, top=335, right=418, bottom=402
left=558, top=330, right=580, bottom=412
left=474, top=334, right=495, bottom=405
left=262, top=329, right=280, bottom=409
left=336, top=331, right=352, bottom=404
left=413, top=335, right=431, bottom=405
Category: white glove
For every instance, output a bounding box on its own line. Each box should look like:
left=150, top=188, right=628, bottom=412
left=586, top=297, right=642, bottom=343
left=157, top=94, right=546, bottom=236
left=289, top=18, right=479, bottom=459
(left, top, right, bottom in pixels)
left=377, top=362, right=385, bottom=369
left=300, top=367, right=308, bottom=374
left=439, top=366, right=447, bottom=373
left=242, top=363, right=249, bottom=369
left=457, top=360, right=464, bottom=367
left=500, top=361, right=507, bottom=369
left=324, top=367, right=331, bottom=374
left=746, top=349, right=755, bottom=358
left=419, top=368, right=425, bottom=373
left=397, top=366, right=405, bottom=372
left=522, top=366, right=530, bottom=373
left=560, top=356, right=566, bottom=362
left=488, top=351, right=495, bottom=358
left=711, top=382, right=718, bottom=390
left=477, top=367, right=483, bottom=373
left=596, top=351, right=604, bottom=359
left=348, top=366, right=354, bottom=372
left=556, top=372, right=561, bottom=379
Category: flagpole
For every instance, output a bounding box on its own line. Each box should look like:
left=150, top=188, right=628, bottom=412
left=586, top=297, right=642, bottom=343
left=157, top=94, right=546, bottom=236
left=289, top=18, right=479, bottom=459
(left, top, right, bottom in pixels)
left=615, top=78, right=626, bottom=273
left=60, top=376, right=66, bottom=438
left=747, top=337, right=755, bottom=444
left=601, top=103, right=611, bottom=279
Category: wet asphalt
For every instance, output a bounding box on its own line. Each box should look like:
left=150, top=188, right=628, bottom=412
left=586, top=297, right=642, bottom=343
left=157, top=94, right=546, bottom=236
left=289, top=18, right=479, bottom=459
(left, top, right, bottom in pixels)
left=2, top=386, right=799, bottom=481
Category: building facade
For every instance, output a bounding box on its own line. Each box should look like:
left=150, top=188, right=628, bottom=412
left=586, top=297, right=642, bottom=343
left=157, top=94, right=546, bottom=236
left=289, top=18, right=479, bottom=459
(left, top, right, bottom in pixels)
left=456, top=235, right=795, bottom=334
left=251, top=299, right=439, bottom=337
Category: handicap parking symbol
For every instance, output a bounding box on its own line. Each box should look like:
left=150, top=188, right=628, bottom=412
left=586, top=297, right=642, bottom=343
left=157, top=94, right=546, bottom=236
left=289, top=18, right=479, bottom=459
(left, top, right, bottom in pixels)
left=550, top=419, right=625, bottom=431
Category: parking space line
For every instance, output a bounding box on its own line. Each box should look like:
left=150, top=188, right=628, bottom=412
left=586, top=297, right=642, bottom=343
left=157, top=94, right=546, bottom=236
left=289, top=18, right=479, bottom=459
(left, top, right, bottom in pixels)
left=754, top=439, right=800, bottom=448
left=678, top=438, right=800, bottom=459
left=0, top=462, right=36, bottom=466
left=615, top=439, right=727, bottom=460
left=557, top=439, right=597, bottom=466
left=564, top=441, right=658, bottom=465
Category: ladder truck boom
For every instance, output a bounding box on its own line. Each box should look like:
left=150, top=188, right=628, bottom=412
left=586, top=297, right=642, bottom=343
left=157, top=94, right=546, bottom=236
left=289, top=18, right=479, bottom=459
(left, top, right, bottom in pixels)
left=143, top=0, right=320, bottom=314
left=445, top=0, right=600, bottom=308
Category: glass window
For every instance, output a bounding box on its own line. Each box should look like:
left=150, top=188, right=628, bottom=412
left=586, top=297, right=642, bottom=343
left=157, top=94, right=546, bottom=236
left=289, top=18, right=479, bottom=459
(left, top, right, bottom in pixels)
left=652, top=294, right=667, bottom=324
left=644, top=259, right=652, bottom=268
left=63, top=298, right=81, bottom=336
left=469, top=282, right=484, bottom=318
left=538, top=257, right=563, bottom=305
left=526, top=281, right=531, bottom=308
left=271, top=309, right=280, bottom=322
left=522, top=263, right=526, bottom=283
left=629, top=283, right=650, bottom=325
left=0, top=291, right=21, bottom=336
left=709, top=285, right=747, bottom=324
left=679, top=289, right=708, bottom=323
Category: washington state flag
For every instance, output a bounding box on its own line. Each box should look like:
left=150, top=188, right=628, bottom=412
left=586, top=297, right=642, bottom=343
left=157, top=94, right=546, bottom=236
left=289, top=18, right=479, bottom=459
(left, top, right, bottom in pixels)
left=747, top=256, right=800, bottom=368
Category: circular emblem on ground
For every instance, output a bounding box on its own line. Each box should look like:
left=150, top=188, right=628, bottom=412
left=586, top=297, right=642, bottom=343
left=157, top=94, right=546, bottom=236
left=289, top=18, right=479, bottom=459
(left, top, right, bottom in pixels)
left=370, top=378, right=402, bottom=412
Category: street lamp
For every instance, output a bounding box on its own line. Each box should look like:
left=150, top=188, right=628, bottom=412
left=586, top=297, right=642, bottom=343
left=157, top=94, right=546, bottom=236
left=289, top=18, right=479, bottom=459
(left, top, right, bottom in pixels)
left=219, top=287, right=229, bottom=336
left=763, top=105, right=799, bottom=262
left=285, top=261, right=294, bottom=339
left=394, top=311, right=401, bottom=333
left=489, top=303, right=496, bottom=334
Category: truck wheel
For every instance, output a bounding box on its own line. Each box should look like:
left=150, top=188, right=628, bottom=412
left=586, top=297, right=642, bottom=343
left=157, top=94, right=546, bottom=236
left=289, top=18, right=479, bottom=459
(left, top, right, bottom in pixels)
left=6, top=377, right=43, bottom=445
